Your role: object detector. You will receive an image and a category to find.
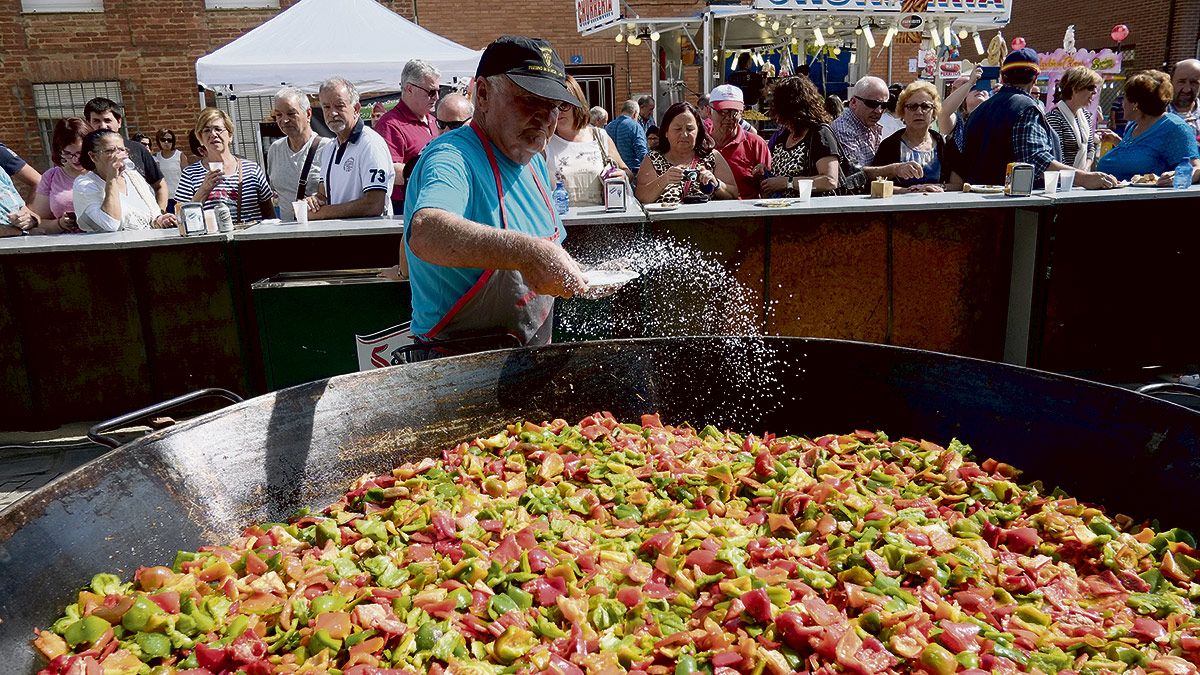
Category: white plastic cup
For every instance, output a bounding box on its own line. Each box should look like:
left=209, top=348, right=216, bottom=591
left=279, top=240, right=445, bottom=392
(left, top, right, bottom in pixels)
left=1058, top=169, right=1075, bottom=191
left=293, top=200, right=309, bottom=224
left=1043, top=171, right=1059, bottom=194
left=795, top=179, right=814, bottom=201
left=208, top=162, right=223, bottom=174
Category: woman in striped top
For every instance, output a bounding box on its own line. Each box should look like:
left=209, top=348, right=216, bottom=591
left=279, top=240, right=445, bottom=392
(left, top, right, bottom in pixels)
left=1047, top=67, right=1102, bottom=171
left=175, top=108, right=274, bottom=222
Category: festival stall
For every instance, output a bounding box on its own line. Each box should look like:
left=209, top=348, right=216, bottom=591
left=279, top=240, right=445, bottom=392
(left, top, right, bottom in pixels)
left=577, top=0, right=1014, bottom=107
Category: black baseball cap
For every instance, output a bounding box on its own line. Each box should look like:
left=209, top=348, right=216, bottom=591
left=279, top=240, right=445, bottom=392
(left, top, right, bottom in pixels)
left=476, top=35, right=577, bottom=105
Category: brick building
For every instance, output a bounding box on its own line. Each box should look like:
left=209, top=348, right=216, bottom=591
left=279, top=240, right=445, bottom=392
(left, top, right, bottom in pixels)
left=1, top=0, right=1195, bottom=173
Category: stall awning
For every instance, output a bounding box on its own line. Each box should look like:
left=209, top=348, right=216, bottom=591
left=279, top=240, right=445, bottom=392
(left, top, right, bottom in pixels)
left=196, top=0, right=481, bottom=96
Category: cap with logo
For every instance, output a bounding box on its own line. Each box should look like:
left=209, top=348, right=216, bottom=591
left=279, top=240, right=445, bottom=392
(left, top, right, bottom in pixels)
left=476, top=36, right=578, bottom=106
left=1002, top=47, right=1041, bottom=74
left=708, top=84, right=745, bottom=111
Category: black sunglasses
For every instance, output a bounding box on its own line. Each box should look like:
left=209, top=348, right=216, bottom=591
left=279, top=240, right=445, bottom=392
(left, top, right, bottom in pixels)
left=436, top=119, right=467, bottom=130
left=854, top=95, right=888, bottom=109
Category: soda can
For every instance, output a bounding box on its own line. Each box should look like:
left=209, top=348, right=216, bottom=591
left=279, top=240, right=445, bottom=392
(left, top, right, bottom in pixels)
left=214, top=201, right=234, bottom=232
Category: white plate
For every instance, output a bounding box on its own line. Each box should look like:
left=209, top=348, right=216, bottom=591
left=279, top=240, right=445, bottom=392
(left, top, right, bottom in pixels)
left=753, top=199, right=802, bottom=208
left=1127, top=181, right=1170, bottom=188
left=644, top=202, right=680, bottom=211
left=579, top=269, right=640, bottom=299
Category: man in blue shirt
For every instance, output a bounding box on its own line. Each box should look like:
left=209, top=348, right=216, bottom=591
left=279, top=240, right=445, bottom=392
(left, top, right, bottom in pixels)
left=404, top=36, right=588, bottom=350
left=606, top=100, right=649, bottom=173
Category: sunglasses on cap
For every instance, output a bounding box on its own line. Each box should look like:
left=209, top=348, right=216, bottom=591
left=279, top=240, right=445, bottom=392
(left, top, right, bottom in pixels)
left=436, top=119, right=466, bottom=130
left=854, top=96, right=889, bottom=109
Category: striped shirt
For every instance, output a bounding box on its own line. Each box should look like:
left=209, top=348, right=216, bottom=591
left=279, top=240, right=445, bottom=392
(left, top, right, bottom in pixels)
left=176, top=158, right=272, bottom=222
left=1046, top=106, right=1095, bottom=168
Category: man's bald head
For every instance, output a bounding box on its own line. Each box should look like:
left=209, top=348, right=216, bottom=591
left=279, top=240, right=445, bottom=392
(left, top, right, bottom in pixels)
left=436, top=93, right=474, bottom=125
left=849, top=76, right=889, bottom=126
left=1173, top=59, right=1200, bottom=112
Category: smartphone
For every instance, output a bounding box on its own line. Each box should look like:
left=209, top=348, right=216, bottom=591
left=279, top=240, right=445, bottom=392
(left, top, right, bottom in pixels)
left=973, top=66, right=1000, bottom=91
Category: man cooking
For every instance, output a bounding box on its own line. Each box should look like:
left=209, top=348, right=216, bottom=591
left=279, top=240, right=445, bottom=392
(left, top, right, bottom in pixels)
left=403, top=36, right=588, bottom=355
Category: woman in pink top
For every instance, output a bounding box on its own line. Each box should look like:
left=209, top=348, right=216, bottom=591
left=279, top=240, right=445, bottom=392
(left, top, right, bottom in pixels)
left=30, top=117, right=89, bottom=234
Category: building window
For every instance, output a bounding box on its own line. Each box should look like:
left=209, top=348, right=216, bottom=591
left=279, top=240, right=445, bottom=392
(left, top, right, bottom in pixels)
left=21, top=0, right=103, bottom=13
left=204, top=0, right=278, bottom=9
left=215, top=95, right=274, bottom=164
left=32, top=81, right=123, bottom=166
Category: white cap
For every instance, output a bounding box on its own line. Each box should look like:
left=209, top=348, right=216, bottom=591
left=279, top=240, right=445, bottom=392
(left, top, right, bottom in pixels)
left=708, top=84, right=745, bottom=111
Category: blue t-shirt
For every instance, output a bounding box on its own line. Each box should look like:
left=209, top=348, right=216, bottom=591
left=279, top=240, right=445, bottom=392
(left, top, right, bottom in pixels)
left=1096, top=114, right=1199, bottom=180
left=0, top=166, right=26, bottom=218
left=605, top=115, right=648, bottom=173
left=403, top=126, right=564, bottom=338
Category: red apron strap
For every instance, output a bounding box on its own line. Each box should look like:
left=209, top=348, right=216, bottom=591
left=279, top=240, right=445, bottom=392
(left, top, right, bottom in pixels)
left=424, top=269, right=496, bottom=339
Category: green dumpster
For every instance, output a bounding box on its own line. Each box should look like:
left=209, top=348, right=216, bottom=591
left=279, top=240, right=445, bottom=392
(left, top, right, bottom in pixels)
left=252, top=270, right=410, bottom=390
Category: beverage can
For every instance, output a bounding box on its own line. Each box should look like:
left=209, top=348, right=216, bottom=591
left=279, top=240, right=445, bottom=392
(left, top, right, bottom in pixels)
left=213, top=201, right=234, bottom=232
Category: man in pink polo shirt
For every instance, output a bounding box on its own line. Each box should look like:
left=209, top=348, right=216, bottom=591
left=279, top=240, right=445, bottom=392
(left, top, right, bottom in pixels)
left=709, top=84, right=770, bottom=199
left=376, top=59, right=441, bottom=214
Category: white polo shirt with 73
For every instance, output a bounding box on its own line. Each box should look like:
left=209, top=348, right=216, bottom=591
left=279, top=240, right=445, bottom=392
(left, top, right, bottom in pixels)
left=323, top=119, right=396, bottom=216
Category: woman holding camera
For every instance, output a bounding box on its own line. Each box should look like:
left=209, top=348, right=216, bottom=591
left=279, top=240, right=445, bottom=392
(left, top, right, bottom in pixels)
left=635, top=102, right=738, bottom=204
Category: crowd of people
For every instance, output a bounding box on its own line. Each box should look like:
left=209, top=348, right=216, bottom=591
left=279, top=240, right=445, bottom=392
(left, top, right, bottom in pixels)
left=2, top=46, right=1197, bottom=237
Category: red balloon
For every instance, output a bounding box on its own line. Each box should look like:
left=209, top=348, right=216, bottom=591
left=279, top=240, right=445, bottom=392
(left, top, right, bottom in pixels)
left=1111, top=24, right=1129, bottom=42
left=1011, top=37, right=1026, bottom=50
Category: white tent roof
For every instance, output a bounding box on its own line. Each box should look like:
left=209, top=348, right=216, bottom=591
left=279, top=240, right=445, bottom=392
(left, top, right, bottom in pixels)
left=196, top=0, right=481, bottom=96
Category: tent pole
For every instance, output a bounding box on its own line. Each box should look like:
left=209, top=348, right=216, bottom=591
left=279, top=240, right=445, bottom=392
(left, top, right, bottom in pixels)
left=650, top=42, right=659, bottom=122
left=702, top=11, right=713, bottom=92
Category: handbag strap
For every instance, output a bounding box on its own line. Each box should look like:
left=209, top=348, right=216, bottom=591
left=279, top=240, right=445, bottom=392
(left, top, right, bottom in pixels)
left=594, top=128, right=612, bottom=167
left=297, top=138, right=320, bottom=199
left=235, top=159, right=244, bottom=223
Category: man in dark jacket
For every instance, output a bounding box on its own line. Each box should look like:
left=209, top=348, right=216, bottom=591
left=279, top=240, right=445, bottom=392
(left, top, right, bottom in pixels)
left=961, top=48, right=1117, bottom=190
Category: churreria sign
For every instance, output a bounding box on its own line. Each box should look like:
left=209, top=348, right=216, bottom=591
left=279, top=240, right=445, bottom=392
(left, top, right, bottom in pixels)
left=576, top=0, right=621, bottom=32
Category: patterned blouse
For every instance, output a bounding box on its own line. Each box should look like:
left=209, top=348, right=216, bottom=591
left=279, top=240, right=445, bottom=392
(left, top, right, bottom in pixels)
left=646, top=150, right=717, bottom=203
left=767, top=124, right=841, bottom=197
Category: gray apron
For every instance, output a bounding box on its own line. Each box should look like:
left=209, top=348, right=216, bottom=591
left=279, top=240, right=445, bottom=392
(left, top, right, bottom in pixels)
left=402, top=122, right=561, bottom=360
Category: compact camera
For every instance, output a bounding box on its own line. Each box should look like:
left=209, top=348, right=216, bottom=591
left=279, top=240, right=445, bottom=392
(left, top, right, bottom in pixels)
left=683, top=169, right=700, bottom=182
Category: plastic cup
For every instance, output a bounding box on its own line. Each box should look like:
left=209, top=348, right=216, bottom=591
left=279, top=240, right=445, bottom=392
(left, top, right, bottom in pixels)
left=1058, top=169, right=1075, bottom=191
left=208, top=162, right=223, bottom=174
left=293, top=200, right=308, bottom=224
left=1043, top=171, right=1059, bottom=194
left=795, top=179, right=814, bottom=201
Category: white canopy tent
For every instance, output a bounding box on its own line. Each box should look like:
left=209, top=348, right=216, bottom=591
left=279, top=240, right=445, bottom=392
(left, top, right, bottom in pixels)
left=195, top=0, right=482, bottom=97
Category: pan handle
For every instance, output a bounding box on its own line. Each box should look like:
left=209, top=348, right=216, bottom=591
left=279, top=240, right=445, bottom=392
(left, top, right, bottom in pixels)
left=1137, top=382, right=1200, bottom=401
left=88, top=388, right=244, bottom=449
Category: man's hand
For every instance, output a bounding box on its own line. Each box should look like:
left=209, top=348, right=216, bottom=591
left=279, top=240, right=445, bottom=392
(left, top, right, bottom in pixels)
left=520, top=238, right=588, bottom=299
left=1076, top=170, right=1120, bottom=190
left=305, top=193, right=327, bottom=213
left=759, top=176, right=789, bottom=194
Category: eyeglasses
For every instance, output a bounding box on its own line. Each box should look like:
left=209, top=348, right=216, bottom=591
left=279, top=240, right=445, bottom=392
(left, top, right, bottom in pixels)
left=436, top=118, right=467, bottom=130
left=408, top=82, right=440, bottom=100
left=714, top=108, right=742, bottom=118
left=903, top=102, right=936, bottom=113
left=854, top=96, right=889, bottom=109
left=96, top=146, right=129, bottom=157
left=201, top=125, right=228, bottom=136
left=60, top=150, right=81, bottom=161
left=162, top=137, right=176, bottom=143
left=510, top=91, right=573, bottom=116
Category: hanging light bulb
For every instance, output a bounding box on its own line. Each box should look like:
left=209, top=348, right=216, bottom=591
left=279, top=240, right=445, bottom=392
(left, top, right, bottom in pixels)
left=854, top=27, right=862, bottom=35
left=973, top=32, right=985, bottom=55
left=943, top=24, right=953, bottom=46
left=863, top=24, right=875, bottom=48
left=628, top=35, right=642, bottom=46
left=930, top=25, right=941, bottom=48
left=833, top=47, right=842, bottom=56
left=626, top=21, right=636, bottom=30
left=958, top=28, right=969, bottom=40
left=813, top=27, right=825, bottom=47
left=650, top=30, right=660, bottom=42
left=785, top=26, right=793, bottom=35
left=826, top=25, right=835, bottom=36
left=883, top=25, right=897, bottom=47
left=615, top=32, right=624, bottom=43
left=791, top=37, right=799, bottom=46
left=771, top=20, right=780, bottom=31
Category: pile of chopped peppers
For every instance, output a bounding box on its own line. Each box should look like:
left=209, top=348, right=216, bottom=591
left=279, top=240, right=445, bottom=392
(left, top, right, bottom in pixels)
left=34, top=413, right=1200, bottom=675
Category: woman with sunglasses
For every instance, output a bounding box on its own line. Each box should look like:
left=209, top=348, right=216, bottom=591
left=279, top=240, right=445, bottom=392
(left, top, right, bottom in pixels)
left=545, top=76, right=631, bottom=206
left=1046, top=67, right=1103, bottom=171
left=29, top=117, right=88, bottom=233
left=868, top=81, right=962, bottom=193
left=73, top=129, right=177, bottom=231
left=153, top=129, right=184, bottom=213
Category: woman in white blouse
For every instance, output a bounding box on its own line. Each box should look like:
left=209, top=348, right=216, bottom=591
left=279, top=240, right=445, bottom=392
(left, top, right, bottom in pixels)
left=73, top=129, right=177, bottom=232
left=544, top=76, right=631, bottom=206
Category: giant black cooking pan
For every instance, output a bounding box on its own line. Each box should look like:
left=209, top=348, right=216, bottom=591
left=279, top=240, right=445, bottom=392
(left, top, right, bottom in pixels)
left=3, top=336, right=1199, bottom=672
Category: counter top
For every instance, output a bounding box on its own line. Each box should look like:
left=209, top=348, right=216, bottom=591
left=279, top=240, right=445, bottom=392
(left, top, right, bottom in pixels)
left=0, top=228, right=227, bottom=255
left=231, top=217, right=404, bottom=241
left=1041, top=183, right=1200, bottom=204
left=562, top=204, right=647, bottom=226
left=642, top=190, right=1052, bottom=221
